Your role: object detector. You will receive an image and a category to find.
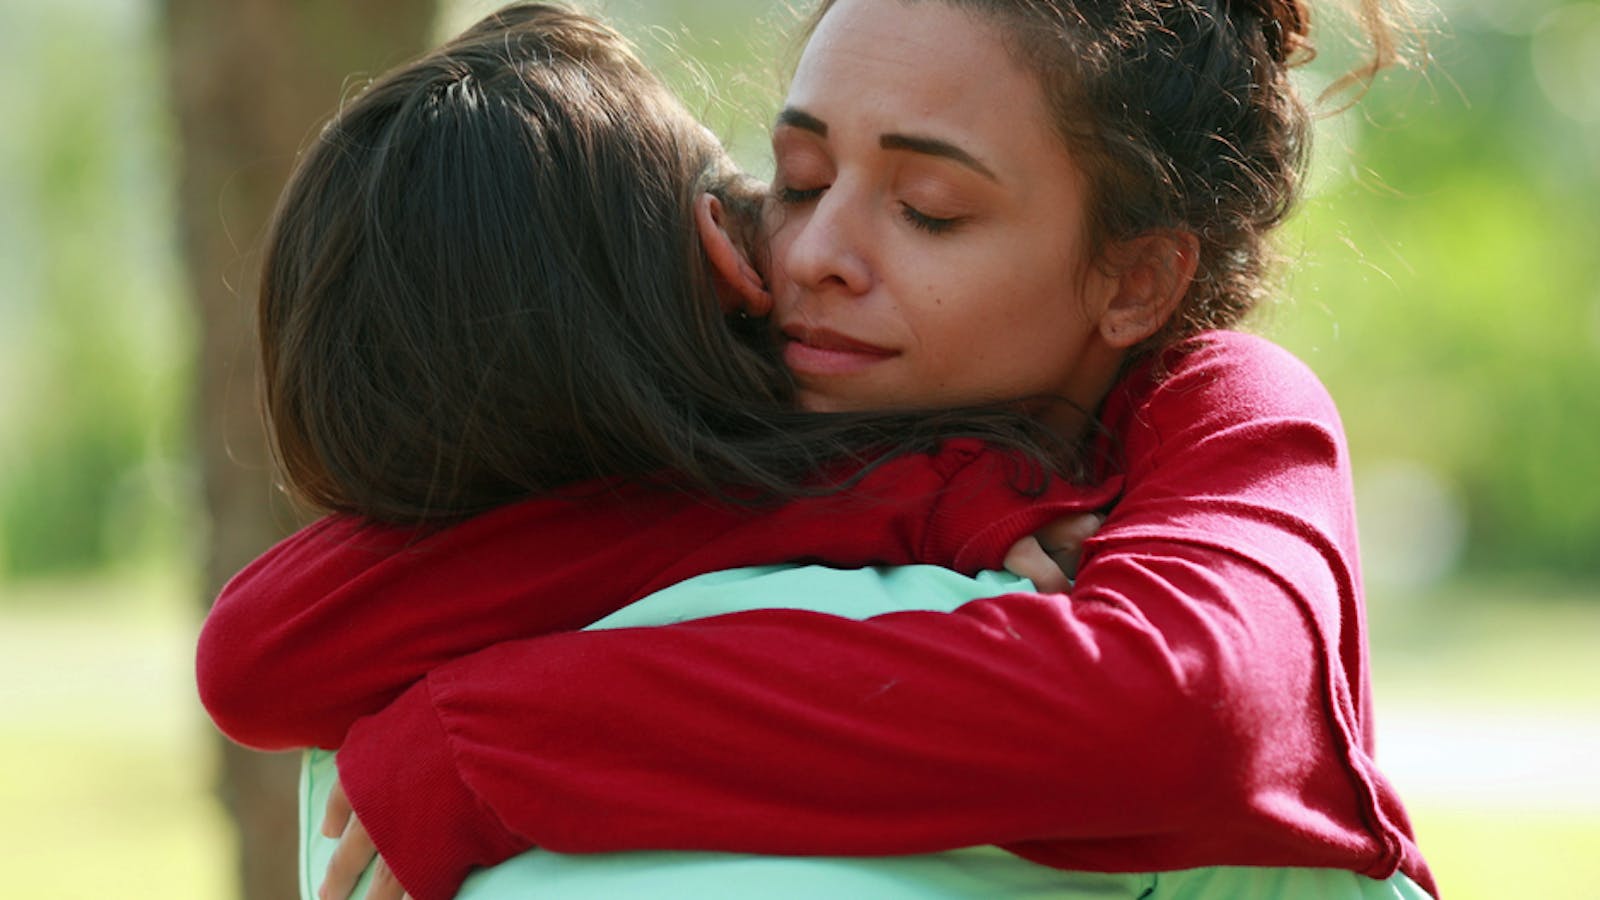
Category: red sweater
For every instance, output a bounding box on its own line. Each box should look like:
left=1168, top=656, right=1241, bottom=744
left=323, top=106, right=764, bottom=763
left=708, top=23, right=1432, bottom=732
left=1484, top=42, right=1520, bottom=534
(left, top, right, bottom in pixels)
left=197, top=331, right=1434, bottom=899
left=199, top=442, right=1103, bottom=751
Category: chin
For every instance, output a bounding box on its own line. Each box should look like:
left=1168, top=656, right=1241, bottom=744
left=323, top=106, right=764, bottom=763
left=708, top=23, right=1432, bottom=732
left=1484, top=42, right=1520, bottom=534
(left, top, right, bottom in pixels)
left=796, top=394, right=838, bottom=413
left=795, top=390, right=859, bottom=414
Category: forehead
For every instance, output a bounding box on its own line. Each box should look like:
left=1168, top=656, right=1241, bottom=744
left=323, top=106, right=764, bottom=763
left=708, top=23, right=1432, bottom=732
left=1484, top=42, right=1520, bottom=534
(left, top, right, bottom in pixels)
left=788, top=0, right=1064, bottom=172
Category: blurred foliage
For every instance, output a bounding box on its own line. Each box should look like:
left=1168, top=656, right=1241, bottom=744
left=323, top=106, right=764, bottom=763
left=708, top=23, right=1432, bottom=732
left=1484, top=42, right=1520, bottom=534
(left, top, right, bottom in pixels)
left=1, top=0, right=1597, bottom=588
left=1, top=0, right=193, bottom=582
left=1273, top=0, right=1600, bottom=576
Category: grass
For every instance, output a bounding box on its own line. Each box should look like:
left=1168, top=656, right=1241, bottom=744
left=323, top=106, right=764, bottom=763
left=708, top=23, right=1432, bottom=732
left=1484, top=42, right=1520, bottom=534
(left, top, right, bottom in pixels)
left=1364, top=579, right=1600, bottom=897
left=0, top=571, right=235, bottom=900
left=1411, top=806, right=1600, bottom=898
left=2, top=570, right=1597, bottom=899
left=1367, top=576, right=1600, bottom=709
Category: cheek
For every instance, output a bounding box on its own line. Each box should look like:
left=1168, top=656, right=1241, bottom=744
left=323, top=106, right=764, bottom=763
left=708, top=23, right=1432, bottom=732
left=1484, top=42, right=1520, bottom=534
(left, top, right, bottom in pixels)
left=765, top=228, right=801, bottom=293
left=906, top=269, right=1007, bottom=352
left=1015, top=250, right=1089, bottom=324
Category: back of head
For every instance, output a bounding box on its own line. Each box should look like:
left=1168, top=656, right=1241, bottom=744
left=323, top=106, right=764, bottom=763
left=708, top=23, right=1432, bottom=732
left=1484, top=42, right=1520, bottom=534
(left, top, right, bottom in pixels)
left=260, top=3, right=787, bottom=522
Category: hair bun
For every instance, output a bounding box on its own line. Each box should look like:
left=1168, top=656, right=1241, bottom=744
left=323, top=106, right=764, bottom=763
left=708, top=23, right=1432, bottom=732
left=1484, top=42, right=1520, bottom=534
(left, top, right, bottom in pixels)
left=1231, top=0, right=1310, bottom=61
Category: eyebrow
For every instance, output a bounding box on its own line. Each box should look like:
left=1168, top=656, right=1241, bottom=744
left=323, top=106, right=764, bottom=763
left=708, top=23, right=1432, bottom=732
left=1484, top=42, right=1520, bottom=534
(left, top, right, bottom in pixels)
left=775, top=106, right=998, bottom=182
left=880, top=134, right=998, bottom=182
left=776, top=107, right=827, bottom=136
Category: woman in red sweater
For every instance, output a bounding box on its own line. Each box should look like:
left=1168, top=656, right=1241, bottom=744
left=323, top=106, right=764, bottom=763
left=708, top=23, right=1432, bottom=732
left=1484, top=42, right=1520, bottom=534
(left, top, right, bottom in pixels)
left=199, top=0, right=1436, bottom=897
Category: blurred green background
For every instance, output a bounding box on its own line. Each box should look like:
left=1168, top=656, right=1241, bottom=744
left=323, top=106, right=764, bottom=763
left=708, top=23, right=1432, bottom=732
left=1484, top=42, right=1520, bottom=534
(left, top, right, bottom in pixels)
left=2, top=0, right=1597, bottom=897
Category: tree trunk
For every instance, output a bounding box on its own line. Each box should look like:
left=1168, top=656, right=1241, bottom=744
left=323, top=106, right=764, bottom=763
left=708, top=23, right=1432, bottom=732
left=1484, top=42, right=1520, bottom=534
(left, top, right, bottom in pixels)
left=162, top=2, right=435, bottom=897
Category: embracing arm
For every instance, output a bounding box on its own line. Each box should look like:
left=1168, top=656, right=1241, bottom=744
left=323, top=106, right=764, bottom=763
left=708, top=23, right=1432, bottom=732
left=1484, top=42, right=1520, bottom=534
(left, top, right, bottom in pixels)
left=196, top=441, right=1108, bottom=750
left=340, top=547, right=1329, bottom=900
left=334, top=334, right=1427, bottom=899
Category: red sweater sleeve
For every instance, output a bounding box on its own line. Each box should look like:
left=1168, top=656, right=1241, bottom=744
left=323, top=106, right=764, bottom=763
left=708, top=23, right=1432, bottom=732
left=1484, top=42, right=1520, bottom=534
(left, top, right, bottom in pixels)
left=197, top=441, right=1115, bottom=750
left=336, top=332, right=1435, bottom=900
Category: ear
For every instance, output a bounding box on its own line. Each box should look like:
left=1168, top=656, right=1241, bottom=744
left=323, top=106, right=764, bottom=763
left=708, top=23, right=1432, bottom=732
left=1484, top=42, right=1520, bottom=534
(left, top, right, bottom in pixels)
left=695, top=193, right=772, bottom=318
left=1096, top=230, right=1200, bottom=348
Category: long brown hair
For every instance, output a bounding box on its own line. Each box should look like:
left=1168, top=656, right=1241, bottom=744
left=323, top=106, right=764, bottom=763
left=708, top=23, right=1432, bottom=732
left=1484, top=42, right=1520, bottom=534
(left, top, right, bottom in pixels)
left=259, top=3, right=1059, bottom=523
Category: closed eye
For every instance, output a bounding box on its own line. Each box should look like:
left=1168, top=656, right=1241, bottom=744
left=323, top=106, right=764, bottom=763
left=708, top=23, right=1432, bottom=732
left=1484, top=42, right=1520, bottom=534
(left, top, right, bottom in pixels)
left=900, top=202, right=961, bottom=235
left=777, top=185, right=825, bottom=205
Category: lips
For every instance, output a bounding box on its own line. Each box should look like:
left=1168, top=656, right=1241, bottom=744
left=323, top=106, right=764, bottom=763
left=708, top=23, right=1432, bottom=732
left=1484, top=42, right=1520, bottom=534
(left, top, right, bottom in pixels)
left=781, top=324, right=898, bottom=376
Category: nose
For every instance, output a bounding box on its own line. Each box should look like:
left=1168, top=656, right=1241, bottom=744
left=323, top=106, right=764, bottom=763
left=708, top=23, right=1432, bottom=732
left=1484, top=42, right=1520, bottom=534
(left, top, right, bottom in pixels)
left=777, top=186, right=873, bottom=297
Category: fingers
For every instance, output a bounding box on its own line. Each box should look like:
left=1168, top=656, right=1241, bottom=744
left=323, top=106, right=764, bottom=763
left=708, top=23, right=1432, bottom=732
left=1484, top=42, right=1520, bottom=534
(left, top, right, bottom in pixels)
left=322, top=779, right=353, bottom=839
left=1034, top=512, right=1104, bottom=581
left=1003, top=535, right=1073, bottom=593
left=319, top=807, right=378, bottom=900
left=1002, top=512, right=1106, bottom=591
left=1035, top=512, right=1104, bottom=558
left=368, top=858, right=407, bottom=900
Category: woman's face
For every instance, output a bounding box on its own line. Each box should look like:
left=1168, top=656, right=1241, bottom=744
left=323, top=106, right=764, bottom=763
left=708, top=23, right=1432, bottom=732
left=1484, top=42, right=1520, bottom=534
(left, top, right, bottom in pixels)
left=768, top=0, right=1125, bottom=432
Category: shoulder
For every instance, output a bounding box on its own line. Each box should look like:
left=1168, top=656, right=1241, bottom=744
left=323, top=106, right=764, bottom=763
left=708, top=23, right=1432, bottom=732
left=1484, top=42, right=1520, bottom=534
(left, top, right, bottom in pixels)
left=1128, top=330, right=1339, bottom=431
left=1100, top=330, right=1348, bottom=477
left=1157, top=330, right=1335, bottom=418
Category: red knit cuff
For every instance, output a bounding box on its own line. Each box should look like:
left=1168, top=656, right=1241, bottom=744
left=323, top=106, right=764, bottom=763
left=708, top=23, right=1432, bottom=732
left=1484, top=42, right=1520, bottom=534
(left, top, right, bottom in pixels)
left=338, top=678, right=525, bottom=900
left=923, top=443, right=1123, bottom=572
